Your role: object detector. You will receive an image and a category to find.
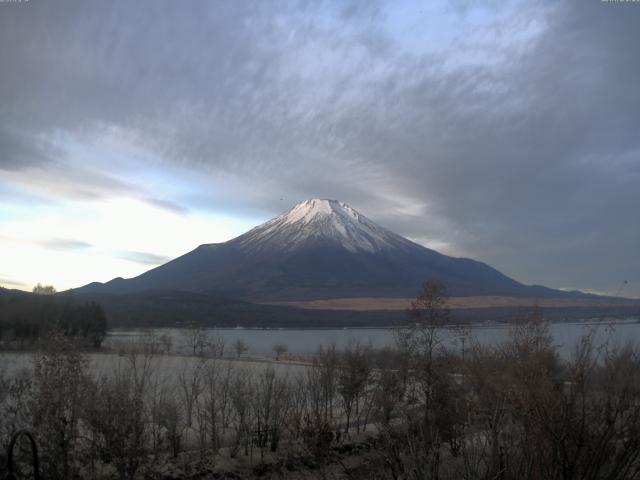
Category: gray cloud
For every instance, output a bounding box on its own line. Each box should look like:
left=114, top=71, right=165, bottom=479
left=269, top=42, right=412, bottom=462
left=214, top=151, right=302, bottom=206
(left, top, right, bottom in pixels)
left=0, top=276, right=28, bottom=289
left=0, top=234, right=93, bottom=252
left=117, top=251, right=172, bottom=266
left=144, top=198, right=189, bottom=215
left=41, top=238, right=93, bottom=251
left=0, top=128, right=61, bottom=171
left=1, top=0, right=639, bottom=296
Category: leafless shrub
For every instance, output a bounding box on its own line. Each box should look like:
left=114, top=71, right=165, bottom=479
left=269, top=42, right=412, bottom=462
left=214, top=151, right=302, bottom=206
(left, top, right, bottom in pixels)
left=200, top=359, right=234, bottom=452
left=0, top=366, right=32, bottom=469
left=229, top=368, right=252, bottom=457
left=233, top=338, right=249, bottom=358
left=158, top=333, right=173, bottom=354
left=251, top=366, right=291, bottom=460
left=273, top=343, right=287, bottom=360
left=178, top=359, right=205, bottom=428
left=30, top=333, right=90, bottom=480
left=338, top=341, right=372, bottom=435
left=84, top=369, right=148, bottom=480
left=157, top=395, right=183, bottom=458
left=207, top=331, right=226, bottom=358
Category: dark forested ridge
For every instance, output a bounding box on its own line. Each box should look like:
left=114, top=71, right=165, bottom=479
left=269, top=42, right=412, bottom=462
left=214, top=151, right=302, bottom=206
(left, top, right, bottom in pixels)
left=62, top=289, right=402, bottom=328
left=38, top=289, right=640, bottom=328
left=2, top=287, right=637, bottom=331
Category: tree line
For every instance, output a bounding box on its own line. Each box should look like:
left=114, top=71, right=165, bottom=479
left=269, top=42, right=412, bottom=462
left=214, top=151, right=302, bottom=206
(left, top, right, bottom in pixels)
left=0, top=285, right=108, bottom=349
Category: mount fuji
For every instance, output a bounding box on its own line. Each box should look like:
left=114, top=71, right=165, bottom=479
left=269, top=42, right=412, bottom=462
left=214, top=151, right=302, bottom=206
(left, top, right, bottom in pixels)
left=75, top=199, right=586, bottom=302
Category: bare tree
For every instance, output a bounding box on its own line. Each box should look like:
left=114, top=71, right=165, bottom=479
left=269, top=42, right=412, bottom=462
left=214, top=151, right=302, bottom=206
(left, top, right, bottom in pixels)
left=338, top=341, right=372, bottom=434
left=273, top=343, right=287, bottom=360
left=182, top=322, right=209, bottom=356
left=299, top=343, right=340, bottom=470
left=200, top=360, right=235, bottom=451
left=400, top=280, right=450, bottom=358
left=285, top=375, right=309, bottom=440
left=233, top=338, right=249, bottom=358
left=208, top=330, right=226, bottom=358
left=157, top=395, right=183, bottom=458
left=370, top=282, right=457, bottom=479
left=178, top=359, right=205, bottom=428
left=229, top=370, right=252, bottom=457
left=371, top=365, right=403, bottom=427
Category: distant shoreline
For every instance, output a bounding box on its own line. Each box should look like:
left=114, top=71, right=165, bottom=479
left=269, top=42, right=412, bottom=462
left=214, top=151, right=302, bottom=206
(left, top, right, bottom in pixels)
left=108, top=316, right=640, bottom=333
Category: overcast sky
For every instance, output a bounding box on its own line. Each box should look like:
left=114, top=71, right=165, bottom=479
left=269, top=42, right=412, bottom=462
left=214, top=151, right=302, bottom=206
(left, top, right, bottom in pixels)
left=1, top=0, right=638, bottom=297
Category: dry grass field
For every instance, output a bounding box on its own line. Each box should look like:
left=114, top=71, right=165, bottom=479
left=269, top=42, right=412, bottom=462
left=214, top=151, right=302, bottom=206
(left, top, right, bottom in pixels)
left=265, top=295, right=638, bottom=311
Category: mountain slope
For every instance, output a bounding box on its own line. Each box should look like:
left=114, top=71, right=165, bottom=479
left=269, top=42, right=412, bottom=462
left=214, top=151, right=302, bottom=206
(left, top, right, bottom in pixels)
left=75, top=199, right=588, bottom=301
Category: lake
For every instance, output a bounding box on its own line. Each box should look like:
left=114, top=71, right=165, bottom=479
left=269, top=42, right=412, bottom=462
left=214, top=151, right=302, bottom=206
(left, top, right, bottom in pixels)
left=106, top=319, right=640, bottom=359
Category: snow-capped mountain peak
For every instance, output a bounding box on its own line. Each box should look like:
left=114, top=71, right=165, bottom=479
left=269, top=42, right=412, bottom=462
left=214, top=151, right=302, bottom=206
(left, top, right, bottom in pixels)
left=281, top=199, right=356, bottom=225
left=235, top=198, right=413, bottom=253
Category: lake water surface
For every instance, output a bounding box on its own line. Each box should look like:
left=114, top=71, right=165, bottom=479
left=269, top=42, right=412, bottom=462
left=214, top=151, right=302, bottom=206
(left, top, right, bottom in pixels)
left=107, top=319, right=640, bottom=359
